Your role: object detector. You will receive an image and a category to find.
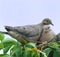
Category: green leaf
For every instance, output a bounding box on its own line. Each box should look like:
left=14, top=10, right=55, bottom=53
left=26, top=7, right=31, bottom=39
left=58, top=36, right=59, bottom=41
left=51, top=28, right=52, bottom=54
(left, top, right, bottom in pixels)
left=0, top=43, right=4, bottom=49
left=0, top=33, right=4, bottom=41
left=44, top=48, right=51, bottom=57
left=22, top=49, right=28, bottom=57
left=22, top=49, right=34, bottom=57
left=24, top=42, right=36, bottom=48
left=2, top=38, right=18, bottom=46
left=33, top=51, right=40, bottom=57
left=49, top=42, right=59, bottom=49
left=1, top=38, right=20, bottom=54
left=30, top=51, right=35, bottom=57
left=3, top=46, right=11, bottom=54
left=10, top=45, right=22, bottom=57
left=0, top=54, right=11, bottom=57
left=22, top=47, right=40, bottom=57
left=53, top=49, right=60, bottom=57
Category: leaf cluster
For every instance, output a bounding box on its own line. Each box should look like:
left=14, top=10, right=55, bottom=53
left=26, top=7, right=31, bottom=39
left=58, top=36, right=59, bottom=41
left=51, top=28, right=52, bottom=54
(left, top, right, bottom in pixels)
left=0, top=33, right=60, bottom=57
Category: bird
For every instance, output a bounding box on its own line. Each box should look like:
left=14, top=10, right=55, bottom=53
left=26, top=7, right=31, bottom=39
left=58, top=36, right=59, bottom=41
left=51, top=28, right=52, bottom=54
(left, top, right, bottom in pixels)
left=0, top=18, right=54, bottom=44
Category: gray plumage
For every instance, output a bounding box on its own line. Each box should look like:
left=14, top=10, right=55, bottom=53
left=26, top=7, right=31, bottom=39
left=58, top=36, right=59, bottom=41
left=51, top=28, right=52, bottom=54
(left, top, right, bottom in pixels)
left=0, top=18, right=55, bottom=43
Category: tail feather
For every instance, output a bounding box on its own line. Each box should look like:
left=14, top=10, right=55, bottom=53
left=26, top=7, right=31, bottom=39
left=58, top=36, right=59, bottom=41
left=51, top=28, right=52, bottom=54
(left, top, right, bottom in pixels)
left=5, top=26, right=14, bottom=31
left=0, top=31, right=8, bottom=34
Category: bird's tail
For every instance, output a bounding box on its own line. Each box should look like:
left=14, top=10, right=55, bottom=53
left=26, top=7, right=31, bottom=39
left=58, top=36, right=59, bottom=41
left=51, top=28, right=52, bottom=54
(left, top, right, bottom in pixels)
left=0, top=31, right=8, bottom=34
left=5, top=26, right=14, bottom=31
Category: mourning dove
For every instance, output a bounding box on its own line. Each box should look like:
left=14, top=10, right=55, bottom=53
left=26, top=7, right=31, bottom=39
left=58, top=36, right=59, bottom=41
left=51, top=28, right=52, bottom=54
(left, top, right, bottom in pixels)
left=0, top=18, right=54, bottom=44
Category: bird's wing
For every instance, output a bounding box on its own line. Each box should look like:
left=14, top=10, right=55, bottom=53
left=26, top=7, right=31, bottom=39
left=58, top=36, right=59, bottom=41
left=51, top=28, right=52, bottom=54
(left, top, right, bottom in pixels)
left=5, top=25, right=40, bottom=37
left=14, top=25, right=40, bottom=37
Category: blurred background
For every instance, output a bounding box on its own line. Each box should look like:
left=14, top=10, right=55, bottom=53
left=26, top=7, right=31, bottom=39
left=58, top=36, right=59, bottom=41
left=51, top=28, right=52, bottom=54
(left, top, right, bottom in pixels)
left=0, top=0, right=60, bottom=34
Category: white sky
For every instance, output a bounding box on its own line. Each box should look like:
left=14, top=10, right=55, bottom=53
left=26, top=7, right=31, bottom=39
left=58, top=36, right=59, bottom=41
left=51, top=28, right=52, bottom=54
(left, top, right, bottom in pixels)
left=0, top=0, right=60, bottom=34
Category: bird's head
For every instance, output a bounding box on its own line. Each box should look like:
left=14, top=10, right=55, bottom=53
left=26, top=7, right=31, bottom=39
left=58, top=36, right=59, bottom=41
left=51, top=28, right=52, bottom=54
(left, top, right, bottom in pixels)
left=42, top=18, right=54, bottom=26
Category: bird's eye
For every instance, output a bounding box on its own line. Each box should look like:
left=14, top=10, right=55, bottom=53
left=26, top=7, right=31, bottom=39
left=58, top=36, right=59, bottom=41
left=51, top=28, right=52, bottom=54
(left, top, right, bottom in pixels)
left=46, top=20, right=49, bottom=23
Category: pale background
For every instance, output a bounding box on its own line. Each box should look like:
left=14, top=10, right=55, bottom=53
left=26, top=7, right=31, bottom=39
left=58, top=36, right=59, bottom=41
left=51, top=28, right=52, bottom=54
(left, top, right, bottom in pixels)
left=0, top=0, right=60, bottom=53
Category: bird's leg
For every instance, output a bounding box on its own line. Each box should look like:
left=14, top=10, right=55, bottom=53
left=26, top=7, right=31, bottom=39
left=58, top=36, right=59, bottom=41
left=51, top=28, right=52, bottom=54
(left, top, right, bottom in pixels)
left=37, top=41, right=48, bottom=51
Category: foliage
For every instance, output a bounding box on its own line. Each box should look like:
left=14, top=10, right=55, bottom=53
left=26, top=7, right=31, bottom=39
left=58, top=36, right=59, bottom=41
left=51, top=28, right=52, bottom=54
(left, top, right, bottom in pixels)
left=0, top=33, right=60, bottom=57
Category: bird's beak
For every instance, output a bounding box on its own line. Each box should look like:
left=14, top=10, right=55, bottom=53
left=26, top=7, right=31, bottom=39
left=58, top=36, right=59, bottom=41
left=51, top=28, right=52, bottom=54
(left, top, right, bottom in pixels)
left=51, top=23, right=54, bottom=26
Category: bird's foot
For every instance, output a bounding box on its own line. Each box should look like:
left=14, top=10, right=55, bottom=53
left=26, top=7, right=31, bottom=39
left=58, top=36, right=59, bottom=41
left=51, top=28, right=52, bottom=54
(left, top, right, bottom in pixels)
left=37, top=41, right=48, bottom=51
